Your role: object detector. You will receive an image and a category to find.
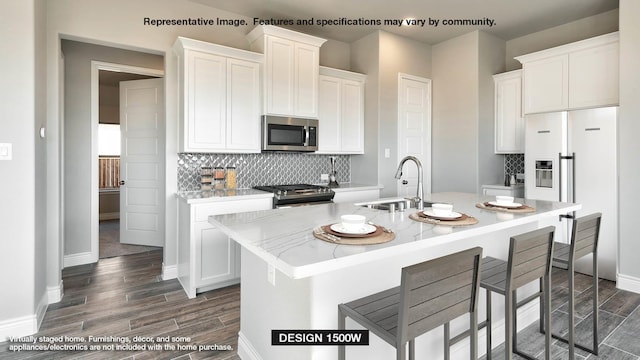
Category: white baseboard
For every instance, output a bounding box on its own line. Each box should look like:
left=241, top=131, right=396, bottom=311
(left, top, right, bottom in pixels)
left=238, top=331, right=263, bottom=360
left=99, top=212, right=119, bottom=221
left=47, top=281, right=64, bottom=304
left=617, top=273, right=640, bottom=294
left=0, top=314, right=37, bottom=342
left=0, top=290, right=53, bottom=341
left=162, top=263, right=178, bottom=280
left=64, top=251, right=94, bottom=268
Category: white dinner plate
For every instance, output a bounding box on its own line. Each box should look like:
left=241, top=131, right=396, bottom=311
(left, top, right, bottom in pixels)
left=488, top=201, right=522, bottom=208
left=330, top=223, right=377, bottom=235
left=422, top=210, right=462, bottom=220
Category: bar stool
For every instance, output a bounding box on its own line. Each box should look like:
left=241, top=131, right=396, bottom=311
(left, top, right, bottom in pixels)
left=480, top=226, right=555, bottom=360
left=338, top=247, right=483, bottom=360
left=549, top=212, right=602, bottom=359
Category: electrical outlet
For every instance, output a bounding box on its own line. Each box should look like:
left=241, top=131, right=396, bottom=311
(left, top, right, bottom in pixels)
left=384, top=148, right=390, bottom=158
left=320, top=174, right=329, bottom=182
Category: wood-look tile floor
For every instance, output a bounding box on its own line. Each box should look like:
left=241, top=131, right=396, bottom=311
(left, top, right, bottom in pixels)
left=3, top=250, right=640, bottom=359
left=0, top=250, right=241, bottom=360
left=482, top=267, right=640, bottom=360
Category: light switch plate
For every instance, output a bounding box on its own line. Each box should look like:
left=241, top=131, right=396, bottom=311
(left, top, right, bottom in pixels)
left=320, top=174, right=329, bottom=182
left=0, top=143, right=12, bottom=160
left=267, top=264, right=276, bottom=286
left=384, top=148, right=390, bottom=158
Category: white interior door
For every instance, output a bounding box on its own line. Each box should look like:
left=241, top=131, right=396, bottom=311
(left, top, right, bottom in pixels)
left=397, top=74, right=431, bottom=197
left=119, top=78, right=165, bottom=247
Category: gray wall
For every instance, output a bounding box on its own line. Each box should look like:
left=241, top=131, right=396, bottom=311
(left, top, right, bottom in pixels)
left=61, top=40, right=163, bottom=255
left=0, top=0, right=47, bottom=334
left=351, top=31, right=432, bottom=198
left=618, top=0, right=640, bottom=284
left=505, top=9, right=619, bottom=71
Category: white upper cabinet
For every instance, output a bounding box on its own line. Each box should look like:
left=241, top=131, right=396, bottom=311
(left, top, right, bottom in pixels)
left=516, top=32, right=619, bottom=114
left=317, top=67, right=366, bottom=154
left=247, top=25, right=326, bottom=118
left=568, top=41, right=619, bottom=109
left=174, top=37, right=262, bottom=153
left=494, top=70, right=524, bottom=154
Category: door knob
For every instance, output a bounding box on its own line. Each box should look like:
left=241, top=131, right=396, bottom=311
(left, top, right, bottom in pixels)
left=119, top=180, right=126, bottom=185
left=402, top=180, right=408, bottom=185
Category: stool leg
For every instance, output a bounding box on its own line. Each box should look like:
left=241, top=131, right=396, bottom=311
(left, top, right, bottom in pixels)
left=470, top=310, right=478, bottom=360
left=568, top=263, right=575, bottom=360
left=504, top=289, right=513, bottom=360
left=397, top=341, right=406, bottom=360
left=593, top=255, right=599, bottom=355
left=409, top=339, right=415, bottom=360
left=338, top=307, right=346, bottom=360
left=512, top=290, right=518, bottom=352
left=486, top=289, right=492, bottom=360
left=539, top=278, right=544, bottom=333
left=544, top=274, right=552, bottom=360
left=444, top=322, right=450, bottom=360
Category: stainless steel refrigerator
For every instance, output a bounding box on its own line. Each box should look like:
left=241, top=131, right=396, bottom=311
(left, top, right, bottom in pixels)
left=525, top=107, right=618, bottom=281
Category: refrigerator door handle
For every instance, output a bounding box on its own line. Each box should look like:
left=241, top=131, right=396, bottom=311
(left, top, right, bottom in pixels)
left=558, top=152, right=576, bottom=220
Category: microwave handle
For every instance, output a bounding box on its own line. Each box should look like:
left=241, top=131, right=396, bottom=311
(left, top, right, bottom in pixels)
left=304, top=126, right=310, bottom=146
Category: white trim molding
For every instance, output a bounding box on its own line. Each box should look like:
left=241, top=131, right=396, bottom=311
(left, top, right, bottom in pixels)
left=64, top=251, right=94, bottom=268
left=0, top=292, right=48, bottom=342
left=617, top=273, right=640, bottom=294
left=47, top=281, right=64, bottom=304
left=237, top=331, right=264, bottom=360
left=162, top=263, right=178, bottom=280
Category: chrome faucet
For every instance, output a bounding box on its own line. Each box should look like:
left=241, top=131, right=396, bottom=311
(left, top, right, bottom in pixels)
left=394, top=156, right=424, bottom=210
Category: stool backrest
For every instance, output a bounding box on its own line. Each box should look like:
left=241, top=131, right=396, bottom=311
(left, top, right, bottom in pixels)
left=571, top=213, right=602, bottom=260
left=397, top=247, right=483, bottom=343
left=507, top=226, right=555, bottom=290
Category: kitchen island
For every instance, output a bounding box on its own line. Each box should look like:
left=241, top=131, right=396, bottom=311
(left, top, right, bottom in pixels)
left=208, top=192, right=580, bottom=360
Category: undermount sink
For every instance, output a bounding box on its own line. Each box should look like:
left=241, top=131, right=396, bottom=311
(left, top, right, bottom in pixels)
left=355, top=198, right=435, bottom=211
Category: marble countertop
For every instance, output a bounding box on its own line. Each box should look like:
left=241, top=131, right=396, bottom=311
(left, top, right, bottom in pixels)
left=482, top=183, right=525, bottom=189
left=208, top=192, right=580, bottom=279
left=176, top=188, right=274, bottom=204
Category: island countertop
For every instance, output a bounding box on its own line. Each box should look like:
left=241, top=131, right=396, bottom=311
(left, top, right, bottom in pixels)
left=208, top=192, right=580, bottom=279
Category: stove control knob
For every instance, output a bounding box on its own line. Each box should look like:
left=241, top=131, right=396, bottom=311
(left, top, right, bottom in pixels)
left=283, top=190, right=288, bottom=196
left=276, top=190, right=282, bottom=196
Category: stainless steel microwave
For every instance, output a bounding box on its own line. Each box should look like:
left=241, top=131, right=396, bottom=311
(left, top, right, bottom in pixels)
left=262, top=115, right=318, bottom=152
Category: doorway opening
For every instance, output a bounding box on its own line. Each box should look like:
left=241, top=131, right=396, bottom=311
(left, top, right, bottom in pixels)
left=95, top=67, right=163, bottom=259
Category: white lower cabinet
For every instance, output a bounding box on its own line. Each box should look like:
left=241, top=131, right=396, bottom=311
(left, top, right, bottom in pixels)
left=178, top=197, right=272, bottom=298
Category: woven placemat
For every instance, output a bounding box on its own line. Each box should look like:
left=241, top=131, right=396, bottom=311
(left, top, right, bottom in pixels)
left=313, top=225, right=395, bottom=245
left=409, top=212, right=479, bottom=226
left=475, top=202, right=536, bottom=213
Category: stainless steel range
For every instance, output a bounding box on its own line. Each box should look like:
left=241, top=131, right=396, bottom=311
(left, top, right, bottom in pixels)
left=253, top=184, right=335, bottom=208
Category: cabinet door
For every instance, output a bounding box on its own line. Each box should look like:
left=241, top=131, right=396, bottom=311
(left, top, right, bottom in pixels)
left=187, top=51, right=226, bottom=150
left=294, top=42, right=320, bottom=117
left=495, top=74, right=524, bottom=153
left=340, top=79, right=364, bottom=153
left=569, top=42, right=619, bottom=109
left=523, top=55, right=569, bottom=114
left=317, top=75, right=341, bottom=153
left=265, top=36, right=294, bottom=116
left=195, top=222, right=236, bottom=287
left=226, top=58, right=261, bottom=152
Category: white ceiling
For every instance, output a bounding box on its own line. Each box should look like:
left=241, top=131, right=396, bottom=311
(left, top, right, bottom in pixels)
left=191, top=0, right=618, bottom=44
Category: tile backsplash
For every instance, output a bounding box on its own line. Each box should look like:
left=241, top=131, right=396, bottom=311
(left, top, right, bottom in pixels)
left=504, top=153, right=525, bottom=182
left=178, top=153, right=350, bottom=192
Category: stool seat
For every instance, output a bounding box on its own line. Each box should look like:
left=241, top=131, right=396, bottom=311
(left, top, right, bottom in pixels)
left=479, top=257, right=509, bottom=294
left=338, top=247, right=483, bottom=360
